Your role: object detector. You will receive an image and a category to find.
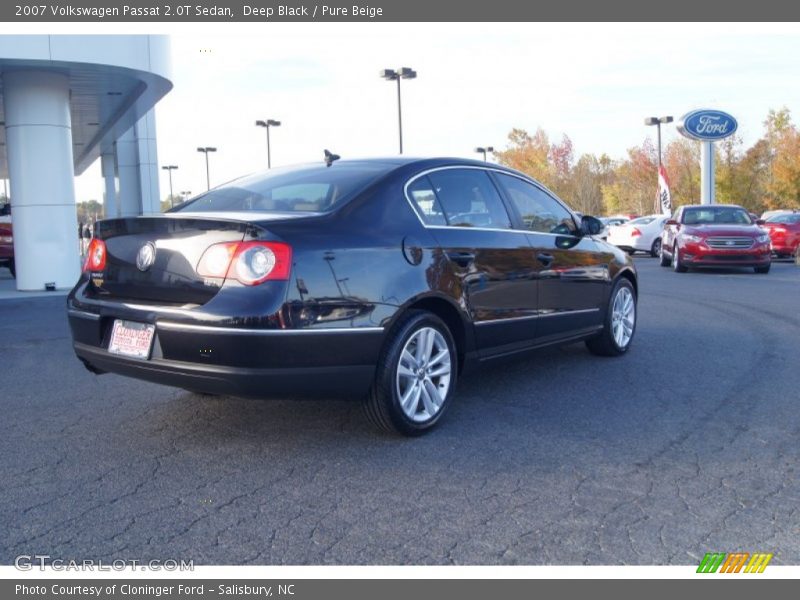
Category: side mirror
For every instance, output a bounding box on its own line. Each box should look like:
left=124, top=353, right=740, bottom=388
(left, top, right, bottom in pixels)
left=756, top=219, right=766, bottom=226
left=580, top=215, right=604, bottom=236
left=665, top=219, right=678, bottom=226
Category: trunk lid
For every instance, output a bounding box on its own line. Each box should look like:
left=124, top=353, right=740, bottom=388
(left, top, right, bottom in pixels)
left=90, top=216, right=257, bottom=305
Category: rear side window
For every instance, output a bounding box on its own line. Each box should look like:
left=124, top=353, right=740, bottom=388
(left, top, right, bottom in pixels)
left=407, top=176, right=447, bottom=225
left=495, top=173, right=577, bottom=235
left=766, top=213, right=800, bottom=224
left=175, top=163, right=391, bottom=213
left=420, top=169, right=512, bottom=229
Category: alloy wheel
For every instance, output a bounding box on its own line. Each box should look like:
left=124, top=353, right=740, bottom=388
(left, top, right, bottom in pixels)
left=611, top=287, right=635, bottom=349
left=396, top=327, right=452, bottom=422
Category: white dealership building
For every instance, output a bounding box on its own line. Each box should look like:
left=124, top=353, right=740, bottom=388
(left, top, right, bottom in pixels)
left=0, top=35, right=172, bottom=291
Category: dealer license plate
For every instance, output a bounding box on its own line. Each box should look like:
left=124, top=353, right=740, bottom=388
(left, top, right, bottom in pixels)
left=108, top=320, right=155, bottom=359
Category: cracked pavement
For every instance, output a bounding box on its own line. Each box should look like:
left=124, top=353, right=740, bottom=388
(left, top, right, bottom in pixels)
left=0, top=258, right=798, bottom=565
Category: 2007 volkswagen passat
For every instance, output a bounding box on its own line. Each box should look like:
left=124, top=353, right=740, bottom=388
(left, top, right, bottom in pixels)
left=68, top=157, right=638, bottom=435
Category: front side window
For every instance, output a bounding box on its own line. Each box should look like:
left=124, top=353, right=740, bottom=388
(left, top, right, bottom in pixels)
left=495, top=173, right=577, bottom=235
left=175, top=163, right=392, bottom=214
left=407, top=169, right=512, bottom=229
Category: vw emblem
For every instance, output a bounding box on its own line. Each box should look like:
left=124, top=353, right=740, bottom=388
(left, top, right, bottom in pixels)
left=726, top=240, right=735, bottom=246
left=136, top=242, right=157, bottom=272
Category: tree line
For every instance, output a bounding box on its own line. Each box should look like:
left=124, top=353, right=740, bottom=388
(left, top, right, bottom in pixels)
left=494, top=108, right=800, bottom=216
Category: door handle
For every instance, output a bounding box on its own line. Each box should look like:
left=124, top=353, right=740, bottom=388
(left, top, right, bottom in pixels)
left=446, top=251, right=476, bottom=267
left=537, top=253, right=555, bottom=267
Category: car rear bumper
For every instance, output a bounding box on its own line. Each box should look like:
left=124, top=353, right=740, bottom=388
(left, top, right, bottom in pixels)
left=72, top=341, right=377, bottom=398
left=608, top=237, right=650, bottom=252
left=770, top=241, right=798, bottom=254
left=68, top=304, right=385, bottom=399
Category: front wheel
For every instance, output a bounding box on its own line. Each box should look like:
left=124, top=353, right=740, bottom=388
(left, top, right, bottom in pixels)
left=586, top=278, right=637, bottom=357
left=364, top=311, right=457, bottom=436
left=672, top=243, right=688, bottom=272
left=659, top=240, right=671, bottom=267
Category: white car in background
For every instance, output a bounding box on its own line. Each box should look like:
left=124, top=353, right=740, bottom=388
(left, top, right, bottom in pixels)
left=607, top=214, right=670, bottom=257
left=598, top=215, right=630, bottom=240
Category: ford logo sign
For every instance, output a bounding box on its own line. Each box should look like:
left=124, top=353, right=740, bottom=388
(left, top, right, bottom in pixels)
left=677, top=109, right=738, bottom=141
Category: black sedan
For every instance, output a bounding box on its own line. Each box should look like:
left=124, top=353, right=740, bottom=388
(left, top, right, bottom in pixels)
left=67, top=157, right=638, bottom=435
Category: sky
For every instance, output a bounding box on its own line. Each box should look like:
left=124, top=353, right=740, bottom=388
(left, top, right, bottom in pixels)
left=72, top=23, right=800, bottom=204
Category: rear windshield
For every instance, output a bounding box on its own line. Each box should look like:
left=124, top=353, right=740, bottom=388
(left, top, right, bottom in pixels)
left=629, top=216, right=656, bottom=225
left=682, top=207, right=752, bottom=225
left=766, top=213, right=800, bottom=224
left=174, top=163, right=391, bottom=214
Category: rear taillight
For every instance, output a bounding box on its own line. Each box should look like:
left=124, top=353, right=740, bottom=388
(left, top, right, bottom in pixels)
left=83, top=238, right=106, bottom=272
left=630, top=228, right=642, bottom=237
left=773, top=226, right=787, bottom=233
left=197, top=241, right=292, bottom=285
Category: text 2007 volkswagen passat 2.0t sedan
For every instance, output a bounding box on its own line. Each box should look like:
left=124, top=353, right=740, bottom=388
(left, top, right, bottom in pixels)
left=68, top=157, right=638, bottom=435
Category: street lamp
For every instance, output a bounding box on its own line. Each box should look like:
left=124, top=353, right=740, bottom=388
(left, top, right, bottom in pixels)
left=196, top=147, right=217, bottom=190
left=255, top=119, right=281, bottom=168
left=644, top=116, right=673, bottom=167
left=474, top=146, right=494, bottom=162
left=380, top=67, right=417, bottom=154
left=161, top=165, right=178, bottom=207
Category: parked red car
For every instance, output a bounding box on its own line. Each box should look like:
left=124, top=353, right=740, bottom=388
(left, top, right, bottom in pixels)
left=660, top=204, right=771, bottom=274
left=0, top=221, right=13, bottom=278
left=761, top=211, right=800, bottom=258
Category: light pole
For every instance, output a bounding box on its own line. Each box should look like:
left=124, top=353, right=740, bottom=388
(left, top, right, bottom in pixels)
left=646, top=116, right=673, bottom=214
left=644, top=115, right=673, bottom=167
left=474, top=146, right=494, bottom=162
left=255, top=119, right=281, bottom=168
left=380, top=67, right=417, bottom=154
left=196, top=147, right=217, bottom=190
left=161, top=165, right=178, bottom=207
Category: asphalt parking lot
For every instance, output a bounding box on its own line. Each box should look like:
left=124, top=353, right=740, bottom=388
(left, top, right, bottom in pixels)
left=1, top=258, right=799, bottom=566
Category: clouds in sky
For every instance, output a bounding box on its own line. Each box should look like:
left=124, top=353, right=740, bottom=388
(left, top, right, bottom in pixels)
left=74, top=23, right=800, bottom=203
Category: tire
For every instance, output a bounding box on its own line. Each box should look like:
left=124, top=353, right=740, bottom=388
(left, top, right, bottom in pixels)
left=672, top=243, right=688, bottom=272
left=650, top=238, right=662, bottom=258
left=364, top=310, right=457, bottom=436
left=586, top=277, right=637, bottom=357
left=8, top=259, right=15, bottom=278
left=659, top=240, right=671, bottom=267
left=754, top=264, right=771, bottom=274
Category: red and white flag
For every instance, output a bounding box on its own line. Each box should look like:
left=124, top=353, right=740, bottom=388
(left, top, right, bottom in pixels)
left=658, top=164, right=672, bottom=216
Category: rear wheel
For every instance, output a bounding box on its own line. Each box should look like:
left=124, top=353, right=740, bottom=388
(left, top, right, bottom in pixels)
left=650, top=238, right=662, bottom=258
left=364, top=311, right=457, bottom=436
left=672, top=243, right=688, bottom=272
left=754, top=264, right=771, bottom=274
left=586, top=278, right=637, bottom=357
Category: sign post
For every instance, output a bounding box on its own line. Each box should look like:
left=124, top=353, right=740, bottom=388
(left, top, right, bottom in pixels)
left=677, top=109, right=738, bottom=206
left=700, top=141, right=715, bottom=205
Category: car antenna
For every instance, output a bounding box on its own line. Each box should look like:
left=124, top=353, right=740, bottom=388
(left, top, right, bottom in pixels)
left=324, top=149, right=340, bottom=167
